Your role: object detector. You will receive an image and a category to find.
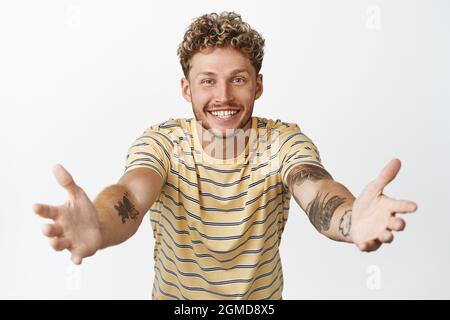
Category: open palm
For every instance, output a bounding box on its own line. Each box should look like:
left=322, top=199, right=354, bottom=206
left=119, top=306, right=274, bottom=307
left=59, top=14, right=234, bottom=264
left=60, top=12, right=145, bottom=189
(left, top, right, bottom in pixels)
left=33, top=164, right=103, bottom=264
left=350, top=159, right=418, bottom=252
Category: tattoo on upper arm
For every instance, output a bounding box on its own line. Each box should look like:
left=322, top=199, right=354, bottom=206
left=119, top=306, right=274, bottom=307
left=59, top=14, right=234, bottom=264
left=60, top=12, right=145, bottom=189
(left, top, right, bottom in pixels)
left=287, top=164, right=332, bottom=191
left=306, top=192, right=346, bottom=232
left=339, top=210, right=352, bottom=237
left=114, top=192, right=140, bottom=224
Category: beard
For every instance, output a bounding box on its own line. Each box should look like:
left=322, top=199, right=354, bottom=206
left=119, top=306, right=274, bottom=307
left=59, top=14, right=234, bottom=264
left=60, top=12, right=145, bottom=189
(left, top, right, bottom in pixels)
left=192, top=103, right=253, bottom=138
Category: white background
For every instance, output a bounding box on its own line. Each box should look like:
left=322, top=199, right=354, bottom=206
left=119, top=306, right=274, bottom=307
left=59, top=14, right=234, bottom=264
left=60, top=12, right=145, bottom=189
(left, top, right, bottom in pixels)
left=0, top=0, right=449, bottom=299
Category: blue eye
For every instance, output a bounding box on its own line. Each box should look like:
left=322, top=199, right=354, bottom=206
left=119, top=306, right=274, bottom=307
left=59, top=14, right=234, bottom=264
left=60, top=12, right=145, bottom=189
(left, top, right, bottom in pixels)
left=201, top=79, right=215, bottom=85
left=233, top=77, right=245, bottom=84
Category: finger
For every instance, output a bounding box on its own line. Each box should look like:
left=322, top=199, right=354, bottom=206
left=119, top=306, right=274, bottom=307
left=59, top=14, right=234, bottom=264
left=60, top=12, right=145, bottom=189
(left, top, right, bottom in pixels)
left=52, top=164, right=79, bottom=199
left=71, top=254, right=82, bottom=265
left=374, top=158, right=402, bottom=191
left=357, top=242, right=368, bottom=251
left=358, top=239, right=382, bottom=252
left=41, top=223, right=64, bottom=237
left=33, top=203, right=59, bottom=220
left=48, top=237, right=71, bottom=251
left=383, top=197, right=418, bottom=213
left=387, top=217, right=406, bottom=231
left=378, top=230, right=394, bottom=243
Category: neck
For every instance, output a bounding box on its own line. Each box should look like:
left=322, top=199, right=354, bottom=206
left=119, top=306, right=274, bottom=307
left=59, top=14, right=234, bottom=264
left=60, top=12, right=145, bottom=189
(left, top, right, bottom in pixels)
left=196, top=118, right=253, bottom=160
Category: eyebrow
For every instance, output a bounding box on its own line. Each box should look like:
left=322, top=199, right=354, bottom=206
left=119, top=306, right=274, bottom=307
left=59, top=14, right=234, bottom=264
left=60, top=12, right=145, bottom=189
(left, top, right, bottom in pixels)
left=195, top=69, right=250, bottom=78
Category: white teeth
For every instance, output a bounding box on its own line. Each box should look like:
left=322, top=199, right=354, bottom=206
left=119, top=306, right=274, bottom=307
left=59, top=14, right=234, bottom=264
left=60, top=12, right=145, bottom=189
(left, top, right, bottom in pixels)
left=210, top=110, right=238, bottom=119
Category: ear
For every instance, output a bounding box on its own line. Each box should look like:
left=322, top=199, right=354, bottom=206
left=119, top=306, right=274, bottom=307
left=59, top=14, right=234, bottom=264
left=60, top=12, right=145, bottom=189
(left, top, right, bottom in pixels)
left=254, top=74, right=263, bottom=100
left=181, top=77, right=192, bottom=103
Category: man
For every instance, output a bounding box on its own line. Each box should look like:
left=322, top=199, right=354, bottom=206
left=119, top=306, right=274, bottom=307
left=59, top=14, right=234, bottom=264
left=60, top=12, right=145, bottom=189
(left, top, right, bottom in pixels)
left=33, top=12, right=417, bottom=300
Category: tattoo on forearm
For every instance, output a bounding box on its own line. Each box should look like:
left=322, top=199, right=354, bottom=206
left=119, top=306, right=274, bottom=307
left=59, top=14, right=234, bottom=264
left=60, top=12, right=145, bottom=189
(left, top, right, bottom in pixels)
left=306, top=192, right=346, bottom=232
left=114, top=192, right=140, bottom=223
left=339, top=210, right=352, bottom=237
left=287, top=164, right=332, bottom=190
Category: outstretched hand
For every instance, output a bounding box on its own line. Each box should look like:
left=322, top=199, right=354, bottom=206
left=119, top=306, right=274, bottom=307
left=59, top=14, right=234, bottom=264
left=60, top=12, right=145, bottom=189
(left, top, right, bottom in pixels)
left=33, top=164, right=103, bottom=264
left=350, top=159, right=418, bottom=252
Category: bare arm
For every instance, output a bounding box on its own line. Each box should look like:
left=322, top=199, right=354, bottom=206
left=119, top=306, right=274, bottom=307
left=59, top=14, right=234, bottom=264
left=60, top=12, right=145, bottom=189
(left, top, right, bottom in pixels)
left=286, top=160, right=418, bottom=251
left=94, top=167, right=163, bottom=249
left=287, top=164, right=355, bottom=242
left=34, top=165, right=163, bottom=264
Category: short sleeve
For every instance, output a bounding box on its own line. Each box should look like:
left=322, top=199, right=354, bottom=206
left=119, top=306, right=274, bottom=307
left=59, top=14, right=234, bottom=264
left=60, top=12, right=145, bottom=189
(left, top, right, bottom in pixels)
left=124, top=126, right=173, bottom=183
left=279, top=124, right=324, bottom=188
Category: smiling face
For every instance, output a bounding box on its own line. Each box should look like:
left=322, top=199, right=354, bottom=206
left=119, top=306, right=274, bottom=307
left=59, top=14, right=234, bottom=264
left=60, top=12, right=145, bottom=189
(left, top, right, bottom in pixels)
left=181, top=46, right=263, bottom=137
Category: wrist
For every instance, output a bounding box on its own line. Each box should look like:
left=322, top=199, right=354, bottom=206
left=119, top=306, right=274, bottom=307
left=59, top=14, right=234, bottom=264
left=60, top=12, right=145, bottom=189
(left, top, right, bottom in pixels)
left=338, top=202, right=354, bottom=243
left=95, top=208, right=108, bottom=250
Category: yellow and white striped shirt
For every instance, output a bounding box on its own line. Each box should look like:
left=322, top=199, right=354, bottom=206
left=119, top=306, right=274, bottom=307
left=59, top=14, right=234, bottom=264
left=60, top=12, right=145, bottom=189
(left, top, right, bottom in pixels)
left=125, top=117, right=323, bottom=300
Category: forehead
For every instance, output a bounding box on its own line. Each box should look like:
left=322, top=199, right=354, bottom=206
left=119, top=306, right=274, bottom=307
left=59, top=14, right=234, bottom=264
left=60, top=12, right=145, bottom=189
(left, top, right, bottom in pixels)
left=189, top=47, right=254, bottom=76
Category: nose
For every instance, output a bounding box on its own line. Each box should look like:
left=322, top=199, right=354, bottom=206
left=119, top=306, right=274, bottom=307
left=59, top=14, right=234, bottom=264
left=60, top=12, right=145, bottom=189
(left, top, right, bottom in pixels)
left=214, top=81, right=234, bottom=104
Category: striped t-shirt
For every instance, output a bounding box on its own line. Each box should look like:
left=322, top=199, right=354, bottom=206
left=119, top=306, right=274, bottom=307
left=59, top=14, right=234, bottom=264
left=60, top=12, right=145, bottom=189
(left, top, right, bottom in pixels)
left=124, top=116, right=323, bottom=300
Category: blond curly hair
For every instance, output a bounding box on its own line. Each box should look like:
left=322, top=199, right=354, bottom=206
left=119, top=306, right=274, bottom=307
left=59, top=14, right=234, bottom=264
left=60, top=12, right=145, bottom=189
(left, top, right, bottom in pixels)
left=177, top=12, right=265, bottom=78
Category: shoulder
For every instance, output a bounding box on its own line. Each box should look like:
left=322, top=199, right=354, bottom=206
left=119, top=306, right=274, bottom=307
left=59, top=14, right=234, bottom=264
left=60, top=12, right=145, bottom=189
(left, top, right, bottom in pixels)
left=135, top=118, right=193, bottom=151
left=142, top=118, right=192, bottom=137
left=256, top=117, right=301, bottom=133
left=255, top=117, right=304, bottom=145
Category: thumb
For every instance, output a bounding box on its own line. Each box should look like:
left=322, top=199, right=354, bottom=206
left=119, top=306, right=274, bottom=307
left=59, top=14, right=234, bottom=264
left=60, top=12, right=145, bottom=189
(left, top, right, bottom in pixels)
left=52, top=164, right=79, bottom=198
left=374, top=158, right=401, bottom=191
